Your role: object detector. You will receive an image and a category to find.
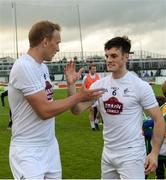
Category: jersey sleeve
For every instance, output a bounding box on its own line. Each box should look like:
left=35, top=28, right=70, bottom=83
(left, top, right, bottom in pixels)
left=139, top=82, right=158, bottom=109
left=10, top=62, right=43, bottom=96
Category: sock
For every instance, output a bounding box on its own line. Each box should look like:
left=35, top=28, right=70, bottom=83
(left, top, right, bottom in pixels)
left=94, top=119, right=99, bottom=124
left=90, top=121, right=95, bottom=129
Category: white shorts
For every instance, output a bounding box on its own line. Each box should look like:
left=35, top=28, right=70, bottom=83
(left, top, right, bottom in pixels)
left=101, top=146, right=146, bottom=179
left=9, top=139, right=62, bottom=179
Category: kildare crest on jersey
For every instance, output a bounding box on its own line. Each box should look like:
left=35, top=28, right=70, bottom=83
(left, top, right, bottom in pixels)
left=104, top=97, right=123, bottom=115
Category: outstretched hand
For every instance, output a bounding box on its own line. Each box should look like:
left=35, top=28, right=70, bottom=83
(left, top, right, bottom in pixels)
left=64, top=61, right=84, bottom=85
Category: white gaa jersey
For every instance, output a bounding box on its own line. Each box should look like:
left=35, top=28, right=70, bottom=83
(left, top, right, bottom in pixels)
left=8, top=54, right=55, bottom=146
left=90, top=72, right=158, bottom=150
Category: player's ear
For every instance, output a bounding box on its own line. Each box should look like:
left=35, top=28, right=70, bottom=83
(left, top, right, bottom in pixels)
left=42, top=38, right=49, bottom=47
left=125, top=53, right=129, bottom=59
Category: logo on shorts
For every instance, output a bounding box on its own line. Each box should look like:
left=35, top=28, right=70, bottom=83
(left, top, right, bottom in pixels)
left=103, top=97, right=123, bottom=115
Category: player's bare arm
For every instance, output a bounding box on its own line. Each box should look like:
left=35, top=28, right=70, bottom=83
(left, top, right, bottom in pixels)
left=144, top=106, right=165, bottom=175
left=25, top=88, right=102, bottom=120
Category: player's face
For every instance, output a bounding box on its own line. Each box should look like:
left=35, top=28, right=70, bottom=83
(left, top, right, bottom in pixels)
left=90, top=67, right=96, bottom=75
left=105, top=47, right=128, bottom=73
left=44, top=30, right=61, bottom=61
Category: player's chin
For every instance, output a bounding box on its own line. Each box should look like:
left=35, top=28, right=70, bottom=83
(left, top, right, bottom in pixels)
left=51, top=53, right=56, bottom=58
left=45, top=57, right=53, bottom=62
left=45, top=58, right=52, bottom=61
left=47, top=54, right=55, bottom=61
left=107, top=67, right=116, bottom=72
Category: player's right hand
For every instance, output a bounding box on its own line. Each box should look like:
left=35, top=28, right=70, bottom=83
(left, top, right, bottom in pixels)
left=78, top=88, right=104, bottom=102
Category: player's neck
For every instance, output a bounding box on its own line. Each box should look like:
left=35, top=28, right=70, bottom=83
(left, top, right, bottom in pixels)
left=27, top=48, right=44, bottom=64
left=112, top=69, right=128, bottom=79
left=90, top=73, right=95, bottom=76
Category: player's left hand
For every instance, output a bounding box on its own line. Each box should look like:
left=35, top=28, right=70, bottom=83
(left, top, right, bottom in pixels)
left=144, top=152, right=158, bottom=175
left=64, top=61, right=84, bottom=85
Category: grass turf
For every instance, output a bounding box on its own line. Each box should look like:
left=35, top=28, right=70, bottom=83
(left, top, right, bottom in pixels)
left=0, top=85, right=164, bottom=178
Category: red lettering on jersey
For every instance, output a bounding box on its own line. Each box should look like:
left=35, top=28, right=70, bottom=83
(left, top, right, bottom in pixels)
left=45, top=81, right=53, bottom=101
left=104, top=97, right=123, bottom=115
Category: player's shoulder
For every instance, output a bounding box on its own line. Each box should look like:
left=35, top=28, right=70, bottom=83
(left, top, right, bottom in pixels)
left=82, top=74, right=86, bottom=79
left=41, top=63, right=49, bottom=71
left=128, top=71, right=140, bottom=81
left=11, top=54, right=37, bottom=78
left=96, top=73, right=100, bottom=78
left=42, top=62, right=48, bottom=68
left=127, top=72, right=152, bottom=95
left=129, top=72, right=149, bottom=86
left=13, top=54, right=32, bottom=68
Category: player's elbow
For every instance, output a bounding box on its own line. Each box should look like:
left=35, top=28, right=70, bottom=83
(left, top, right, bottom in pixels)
left=38, top=112, right=51, bottom=120
left=36, top=108, right=53, bottom=120
left=71, top=107, right=82, bottom=115
left=71, top=109, right=81, bottom=115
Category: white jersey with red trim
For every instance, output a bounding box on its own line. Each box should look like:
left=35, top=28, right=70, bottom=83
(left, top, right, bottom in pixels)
left=8, top=54, right=55, bottom=146
left=90, top=71, right=158, bottom=150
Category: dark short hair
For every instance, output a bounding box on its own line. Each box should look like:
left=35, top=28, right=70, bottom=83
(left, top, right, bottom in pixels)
left=89, top=63, right=96, bottom=70
left=104, top=36, right=131, bottom=53
left=29, top=20, right=61, bottom=48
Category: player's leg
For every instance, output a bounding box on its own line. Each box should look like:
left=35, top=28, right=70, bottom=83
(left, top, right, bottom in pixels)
left=8, top=109, right=12, bottom=128
left=89, top=107, right=95, bottom=130
left=101, top=160, right=120, bottom=179
left=118, top=159, right=145, bottom=179
left=1, top=93, right=5, bottom=106
left=156, top=159, right=165, bottom=179
left=94, top=107, right=99, bottom=130
left=1, top=90, right=8, bottom=107
left=45, top=172, right=61, bottom=179
left=9, top=145, right=45, bottom=179
left=101, top=148, right=120, bottom=179
left=45, top=138, right=62, bottom=179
